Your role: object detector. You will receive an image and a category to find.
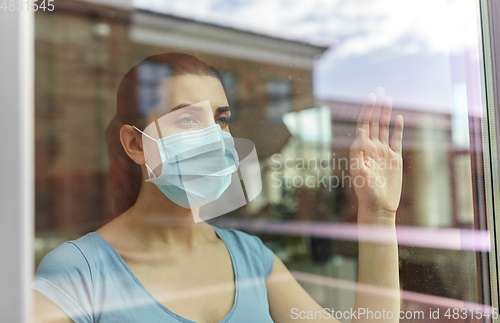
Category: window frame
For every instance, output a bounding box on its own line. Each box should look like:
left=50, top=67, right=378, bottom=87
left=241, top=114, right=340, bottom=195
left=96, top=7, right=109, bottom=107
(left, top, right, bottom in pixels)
left=0, top=8, right=34, bottom=323
left=480, top=0, right=500, bottom=316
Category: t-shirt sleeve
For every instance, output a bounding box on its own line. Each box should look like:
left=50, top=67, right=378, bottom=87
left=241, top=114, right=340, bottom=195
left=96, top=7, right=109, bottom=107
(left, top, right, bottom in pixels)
left=32, top=242, right=94, bottom=323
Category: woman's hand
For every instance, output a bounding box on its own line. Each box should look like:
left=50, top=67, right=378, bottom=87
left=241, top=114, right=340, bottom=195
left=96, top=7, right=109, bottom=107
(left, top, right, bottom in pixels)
left=349, top=88, right=404, bottom=223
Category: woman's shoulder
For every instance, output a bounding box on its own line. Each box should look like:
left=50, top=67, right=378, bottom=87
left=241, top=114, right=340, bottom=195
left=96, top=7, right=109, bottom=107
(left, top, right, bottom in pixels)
left=33, top=234, right=100, bottom=322
left=35, top=233, right=101, bottom=277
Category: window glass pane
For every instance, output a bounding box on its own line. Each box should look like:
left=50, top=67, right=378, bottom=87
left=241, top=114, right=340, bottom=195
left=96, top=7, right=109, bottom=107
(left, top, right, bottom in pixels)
left=33, top=0, right=495, bottom=321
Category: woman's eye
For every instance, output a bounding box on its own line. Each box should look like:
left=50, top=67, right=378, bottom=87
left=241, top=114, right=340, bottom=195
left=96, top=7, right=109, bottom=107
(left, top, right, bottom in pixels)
left=176, top=116, right=195, bottom=126
left=216, top=117, right=230, bottom=126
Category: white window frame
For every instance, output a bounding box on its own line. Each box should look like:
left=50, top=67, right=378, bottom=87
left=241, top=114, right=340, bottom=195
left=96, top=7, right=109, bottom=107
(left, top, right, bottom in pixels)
left=0, top=8, right=34, bottom=323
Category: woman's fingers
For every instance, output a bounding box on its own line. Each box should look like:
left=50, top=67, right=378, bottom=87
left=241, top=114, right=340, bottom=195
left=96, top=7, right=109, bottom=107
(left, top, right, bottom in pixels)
left=358, top=88, right=398, bottom=147
left=379, top=96, right=392, bottom=144
left=350, top=128, right=368, bottom=172
left=390, top=115, right=404, bottom=154
left=357, top=93, right=376, bottom=135
left=369, top=88, right=384, bottom=140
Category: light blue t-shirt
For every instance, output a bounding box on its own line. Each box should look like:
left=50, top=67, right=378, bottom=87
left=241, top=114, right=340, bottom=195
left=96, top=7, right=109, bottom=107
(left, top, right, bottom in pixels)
left=33, top=225, right=275, bottom=323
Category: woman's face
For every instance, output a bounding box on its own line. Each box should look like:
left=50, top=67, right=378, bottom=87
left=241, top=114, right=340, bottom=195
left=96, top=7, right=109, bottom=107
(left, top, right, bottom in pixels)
left=140, top=74, right=232, bottom=178
left=146, top=74, right=231, bottom=137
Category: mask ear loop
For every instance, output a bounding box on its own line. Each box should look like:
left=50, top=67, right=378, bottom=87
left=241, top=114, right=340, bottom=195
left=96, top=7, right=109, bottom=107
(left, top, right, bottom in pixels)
left=133, top=125, right=156, bottom=141
left=133, top=125, right=158, bottom=179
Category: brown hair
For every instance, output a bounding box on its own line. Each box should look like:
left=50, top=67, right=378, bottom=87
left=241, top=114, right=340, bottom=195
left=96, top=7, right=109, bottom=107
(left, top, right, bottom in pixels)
left=105, top=53, right=223, bottom=216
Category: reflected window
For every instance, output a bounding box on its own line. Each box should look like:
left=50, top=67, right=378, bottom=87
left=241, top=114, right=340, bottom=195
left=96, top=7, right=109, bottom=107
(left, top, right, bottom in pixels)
left=267, top=79, right=291, bottom=123
left=221, top=72, right=240, bottom=121
left=137, top=61, right=171, bottom=115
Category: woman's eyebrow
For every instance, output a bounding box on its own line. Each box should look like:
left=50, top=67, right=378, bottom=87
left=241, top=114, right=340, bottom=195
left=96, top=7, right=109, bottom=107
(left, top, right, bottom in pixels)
left=168, top=104, right=230, bottom=115
left=215, top=106, right=231, bottom=114
left=169, top=103, right=195, bottom=112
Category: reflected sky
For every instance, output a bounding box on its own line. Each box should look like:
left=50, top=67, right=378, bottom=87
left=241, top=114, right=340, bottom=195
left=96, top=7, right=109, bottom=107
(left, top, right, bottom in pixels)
left=133, top=0, right=481, bottom=112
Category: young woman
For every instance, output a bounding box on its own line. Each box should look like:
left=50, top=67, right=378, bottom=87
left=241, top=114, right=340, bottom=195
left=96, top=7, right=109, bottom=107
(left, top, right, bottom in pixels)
left=33, top=53, right=404, bottom=323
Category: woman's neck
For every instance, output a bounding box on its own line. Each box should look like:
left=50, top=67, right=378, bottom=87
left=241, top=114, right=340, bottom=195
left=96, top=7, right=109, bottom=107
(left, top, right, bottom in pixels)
left=111, top=182, right=212, bottom=250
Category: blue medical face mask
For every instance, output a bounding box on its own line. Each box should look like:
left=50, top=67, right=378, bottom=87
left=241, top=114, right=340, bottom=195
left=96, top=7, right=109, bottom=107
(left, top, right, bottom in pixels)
left=134, top=124, right=239, bottom=209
